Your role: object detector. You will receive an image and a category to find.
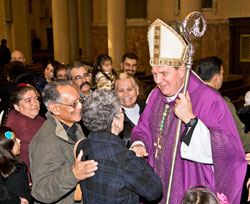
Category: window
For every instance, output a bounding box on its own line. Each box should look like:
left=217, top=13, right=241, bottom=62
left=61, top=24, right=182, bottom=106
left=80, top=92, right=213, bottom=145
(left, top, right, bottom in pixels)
left=202, top=0, right=213, bottom=8
left=240, top=34, right=250, bottom=62
left=126, top=0, right=147, bottom=19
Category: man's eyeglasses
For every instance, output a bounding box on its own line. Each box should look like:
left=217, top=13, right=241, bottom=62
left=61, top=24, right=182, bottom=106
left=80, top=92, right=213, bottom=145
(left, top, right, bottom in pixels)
left=55, top=99, right=83, bottom=109
left=73, top=73, right=90, bottom=82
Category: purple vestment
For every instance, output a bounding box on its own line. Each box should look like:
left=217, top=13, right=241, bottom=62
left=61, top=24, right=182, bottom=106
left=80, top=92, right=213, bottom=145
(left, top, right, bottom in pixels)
left=131, top=72, right=247, bottom=204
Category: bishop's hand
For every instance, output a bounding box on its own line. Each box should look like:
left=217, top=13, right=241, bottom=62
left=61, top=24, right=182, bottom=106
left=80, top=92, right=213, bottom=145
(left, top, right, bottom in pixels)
left=174, top=91, right=196, bottom=124
left=130, top=145, right=148, bottom=157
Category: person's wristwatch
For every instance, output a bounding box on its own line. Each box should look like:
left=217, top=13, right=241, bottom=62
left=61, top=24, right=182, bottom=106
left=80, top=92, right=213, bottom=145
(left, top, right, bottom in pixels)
left=185, top=117, right=198, bottom=128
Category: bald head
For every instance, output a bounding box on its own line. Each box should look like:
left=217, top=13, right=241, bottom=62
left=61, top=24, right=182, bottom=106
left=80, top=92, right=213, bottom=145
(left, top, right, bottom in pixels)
left=11, top=50, right=25, bottom=63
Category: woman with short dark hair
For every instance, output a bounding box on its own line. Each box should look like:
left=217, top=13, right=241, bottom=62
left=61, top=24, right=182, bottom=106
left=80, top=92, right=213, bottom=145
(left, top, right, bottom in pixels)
left=2, top=86, right=45, bottom=182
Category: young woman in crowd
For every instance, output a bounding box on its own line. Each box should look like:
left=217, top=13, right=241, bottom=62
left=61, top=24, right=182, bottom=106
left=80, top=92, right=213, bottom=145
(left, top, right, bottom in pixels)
left=34, top=60, right=60, bottom=93
left=0, top=126, right=32, bottom=204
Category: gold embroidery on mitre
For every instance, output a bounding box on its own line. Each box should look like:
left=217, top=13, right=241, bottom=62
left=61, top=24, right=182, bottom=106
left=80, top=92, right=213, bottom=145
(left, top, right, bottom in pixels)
left=153, top=22, right=161, bottom=59
left=148, top=19, right=190, bottom=67
left=150, top=58, right=184, bottom=67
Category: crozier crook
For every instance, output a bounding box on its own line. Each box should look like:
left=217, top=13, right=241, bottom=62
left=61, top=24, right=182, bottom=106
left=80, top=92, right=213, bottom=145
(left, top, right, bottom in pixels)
left=165, top=11, right=207, bottom=204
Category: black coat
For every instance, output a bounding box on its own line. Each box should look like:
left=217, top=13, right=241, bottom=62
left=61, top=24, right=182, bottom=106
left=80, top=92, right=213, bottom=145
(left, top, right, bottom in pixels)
left=238, top=105, right=250, bottom=133
left=0, top=44, right=11, bottom=67
left=0, top=163, right=33, bottom=204
left=119, top=101, right=146, bottom=148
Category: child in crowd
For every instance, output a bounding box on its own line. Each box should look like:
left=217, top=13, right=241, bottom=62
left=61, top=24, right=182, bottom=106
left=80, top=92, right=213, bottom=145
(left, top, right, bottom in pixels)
left=91, top=54, right=116, bottom=90
left=0, top=126, right=32, bottom=204
left=182, top=186, right=229, bottom=204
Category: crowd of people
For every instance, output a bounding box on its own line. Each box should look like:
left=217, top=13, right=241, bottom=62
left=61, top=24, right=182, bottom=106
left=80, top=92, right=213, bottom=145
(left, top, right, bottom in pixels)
left=0, top=16, right=249, bottom=204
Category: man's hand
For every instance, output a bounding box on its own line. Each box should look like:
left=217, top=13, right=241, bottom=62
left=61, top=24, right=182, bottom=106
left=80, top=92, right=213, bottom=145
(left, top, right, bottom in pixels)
left=72, top=150, right=98, bottom=180
left=174, top=92, right=195, bottom=124
left=20, top=197, right=29, bottom=204
left=130, top=145, right=148, bottom=157
left=246, top=153, right=250, bottom=165
left=247, top=177, right=250, bottom=201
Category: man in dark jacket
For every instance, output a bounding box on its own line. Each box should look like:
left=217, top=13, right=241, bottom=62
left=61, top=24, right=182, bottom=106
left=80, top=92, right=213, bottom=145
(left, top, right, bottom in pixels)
left=197, top=56, right=250, bottom=152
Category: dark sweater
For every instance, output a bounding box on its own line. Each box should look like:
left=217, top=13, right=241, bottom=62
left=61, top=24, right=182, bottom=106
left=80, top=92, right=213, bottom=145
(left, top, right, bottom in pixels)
left=0, top=163, right=33, bottom=204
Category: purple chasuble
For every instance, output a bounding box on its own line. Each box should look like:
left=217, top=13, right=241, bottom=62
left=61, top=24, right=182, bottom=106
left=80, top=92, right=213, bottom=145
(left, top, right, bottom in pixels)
left=131, top=72, right=247, bottom=204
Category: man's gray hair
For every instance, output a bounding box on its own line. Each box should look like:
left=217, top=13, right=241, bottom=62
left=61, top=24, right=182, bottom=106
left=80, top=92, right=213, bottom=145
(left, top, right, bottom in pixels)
left=245, top=90, right=250, bottom=106
left=82, top=89, right=120, bottom=131
left=42, top=80, right=73, bottom=109
left=115, top=72, right=138, bottom=91
left=67, top=61, right=88, bottom=80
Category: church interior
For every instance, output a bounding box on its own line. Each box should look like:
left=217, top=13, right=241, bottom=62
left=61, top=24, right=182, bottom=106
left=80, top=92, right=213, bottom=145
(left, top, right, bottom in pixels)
left=0, top=0, right=250, bottom=109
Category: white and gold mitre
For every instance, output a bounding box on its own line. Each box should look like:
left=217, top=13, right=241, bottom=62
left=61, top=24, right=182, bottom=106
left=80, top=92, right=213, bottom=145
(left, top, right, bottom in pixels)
left=148, top=19, right=190, bottom=67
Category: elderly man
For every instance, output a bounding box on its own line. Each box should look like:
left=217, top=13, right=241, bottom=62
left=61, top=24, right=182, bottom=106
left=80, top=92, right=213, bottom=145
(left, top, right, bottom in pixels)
left=197, top=56, right=250, bottom=152
left=11, top=50, right=25, bottom=63
left=29, top=80, right=98, bottom=204
left=238, top=90, right=250, bottom=133
left=131, top=19, right=246, bottom=204
left=115, top=72, right=145, bottom=148
left=67, top=61, right=91, bottom=136
left=67, top=61, right=92, bottom=100
left=121, top=52, right=151, bottom=102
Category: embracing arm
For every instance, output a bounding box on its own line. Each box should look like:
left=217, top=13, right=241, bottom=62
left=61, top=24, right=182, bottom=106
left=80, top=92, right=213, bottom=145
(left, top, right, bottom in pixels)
left=130, top=89, right=159, bottom=158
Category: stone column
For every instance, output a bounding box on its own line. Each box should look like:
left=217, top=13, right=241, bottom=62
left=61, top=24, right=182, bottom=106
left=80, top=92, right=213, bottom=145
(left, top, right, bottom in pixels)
left=51, top=0, right=70, bottom=64
left=180, top=0, right=202, bottom=20
left=107, top=0, right=126, bottom=71
left=78, top=0, right=93, bottom=64
left=0, top=0, right=11, bottom=50
left=180, top=0, right=202, bottom=66
left=68, top=0, right=80, bottom=62
left=9, top=0, right=32, bottom=63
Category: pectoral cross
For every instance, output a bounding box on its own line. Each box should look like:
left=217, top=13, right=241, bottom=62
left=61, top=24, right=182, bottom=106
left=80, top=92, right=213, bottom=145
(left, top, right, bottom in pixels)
left=154, top=104, right=169, bottom=159
left=154, top=135, right=162, bottom=159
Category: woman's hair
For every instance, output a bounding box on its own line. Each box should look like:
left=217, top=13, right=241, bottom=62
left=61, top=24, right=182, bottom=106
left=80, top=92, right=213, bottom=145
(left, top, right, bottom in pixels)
left=182, top=186, right=220, bottom=204
left=91, top=54, right=116, bottom=88
left=0, top=126, right=23, bottom=178
left=54, top=64, right=68, bottom=79
left=3, top=61, right=33, bottom=84
left=43, top=60, right=61, bottom=78
left=82, top=89, right=120, bottom=132
left=1, top=86, right=38, bottom=126
left=46, top=60, right=61, bottom=70
left=9, top=86, right=38, bottom=107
